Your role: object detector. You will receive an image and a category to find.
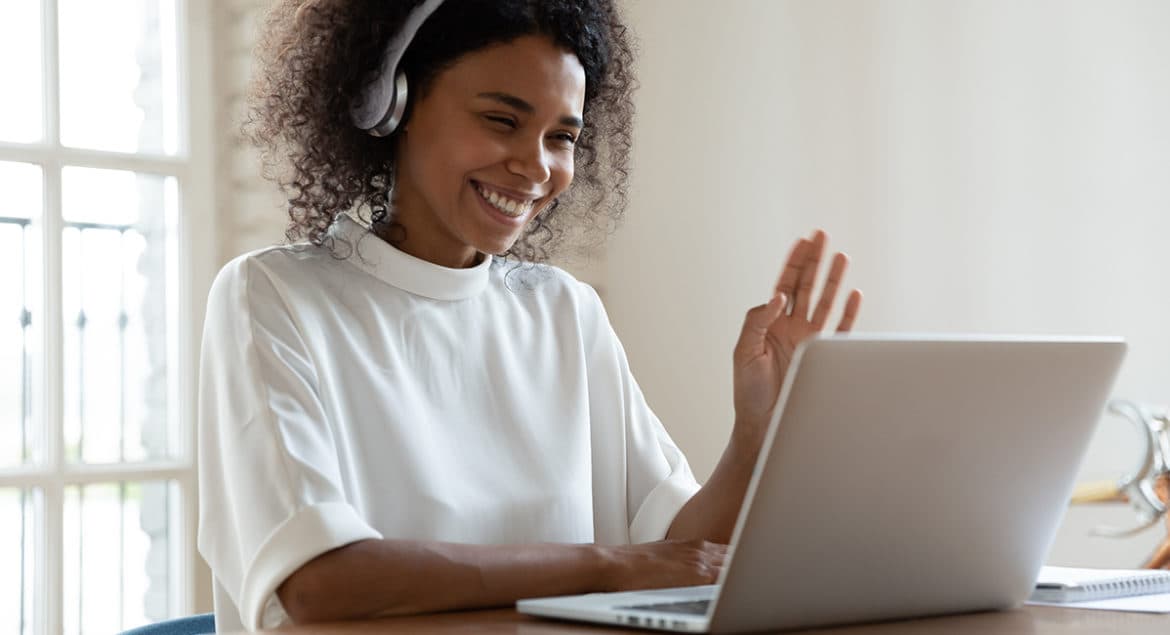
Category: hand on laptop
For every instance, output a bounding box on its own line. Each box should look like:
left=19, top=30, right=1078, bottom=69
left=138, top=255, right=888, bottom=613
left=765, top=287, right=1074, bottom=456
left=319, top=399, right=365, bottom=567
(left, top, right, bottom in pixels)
left=598, top=539, right=727, bottom=591
left=732, top=230, right=862, bottom=444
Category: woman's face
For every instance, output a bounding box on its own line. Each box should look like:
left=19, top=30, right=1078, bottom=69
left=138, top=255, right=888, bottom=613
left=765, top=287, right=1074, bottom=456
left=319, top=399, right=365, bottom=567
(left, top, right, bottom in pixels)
left=391, top=35, right=587, bottom=268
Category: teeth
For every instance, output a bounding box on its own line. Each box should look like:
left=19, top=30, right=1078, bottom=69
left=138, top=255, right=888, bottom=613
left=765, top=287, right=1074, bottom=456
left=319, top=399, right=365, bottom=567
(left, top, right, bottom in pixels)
left=477, top=183, right=533, bottom=218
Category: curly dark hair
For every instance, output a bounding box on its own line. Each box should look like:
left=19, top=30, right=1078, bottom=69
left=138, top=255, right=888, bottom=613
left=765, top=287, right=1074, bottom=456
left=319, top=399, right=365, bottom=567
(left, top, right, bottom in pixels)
left=246, top=0, right=637, bottom=263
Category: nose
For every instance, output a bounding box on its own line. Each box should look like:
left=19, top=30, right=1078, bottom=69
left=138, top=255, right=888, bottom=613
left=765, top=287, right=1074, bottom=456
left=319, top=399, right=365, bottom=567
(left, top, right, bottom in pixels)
left=505, top=136, right=552, bottom=185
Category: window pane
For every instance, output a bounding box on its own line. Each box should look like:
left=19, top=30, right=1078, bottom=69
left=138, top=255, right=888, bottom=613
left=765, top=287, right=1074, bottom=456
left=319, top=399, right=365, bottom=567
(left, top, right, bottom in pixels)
left=0, top=163, right=43, bottom=468
left=0, top=1, right=43, bottom=143
left=64, top=481, right=178, bottom=634
left=59, top=0, right=180, bottom=154
left=0, top=488, right=39, bottom=635
left=0, top=162, right=42, bottom=221
left=62, top=167, right=178, bottom=464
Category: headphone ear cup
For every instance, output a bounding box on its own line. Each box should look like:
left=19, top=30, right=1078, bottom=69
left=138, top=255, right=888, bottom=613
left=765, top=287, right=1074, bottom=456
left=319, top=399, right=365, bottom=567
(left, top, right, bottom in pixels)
left=352, top=0, right=446, bottom=137
left=367, top=71, right=411, bottom=138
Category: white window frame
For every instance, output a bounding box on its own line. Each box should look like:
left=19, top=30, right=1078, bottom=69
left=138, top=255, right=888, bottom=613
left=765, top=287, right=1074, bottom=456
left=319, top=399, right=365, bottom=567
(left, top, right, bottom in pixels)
left=0, top=1, right=216, bottom=632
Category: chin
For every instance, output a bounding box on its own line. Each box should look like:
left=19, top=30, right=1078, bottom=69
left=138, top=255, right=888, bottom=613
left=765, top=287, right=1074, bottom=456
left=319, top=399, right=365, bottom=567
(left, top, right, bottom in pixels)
left=469, top=226, right=529, bottom=258
left=480, top=237, right=522, bottom=257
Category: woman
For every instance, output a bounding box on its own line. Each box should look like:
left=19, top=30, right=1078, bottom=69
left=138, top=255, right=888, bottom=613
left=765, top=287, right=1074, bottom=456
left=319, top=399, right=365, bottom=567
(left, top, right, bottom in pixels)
left=198, top=0, right=862, bottom=631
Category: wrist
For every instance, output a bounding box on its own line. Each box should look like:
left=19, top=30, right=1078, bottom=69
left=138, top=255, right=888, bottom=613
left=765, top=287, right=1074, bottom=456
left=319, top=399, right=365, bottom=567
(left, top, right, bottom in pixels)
left=586, top=543, right=618, bottom=592
left=731, top=418, right=768, bottom=458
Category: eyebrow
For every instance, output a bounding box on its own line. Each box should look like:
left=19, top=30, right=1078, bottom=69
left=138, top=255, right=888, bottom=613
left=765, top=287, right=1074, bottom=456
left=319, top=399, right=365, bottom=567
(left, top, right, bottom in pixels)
left=476, top=91, right=584, bottom=129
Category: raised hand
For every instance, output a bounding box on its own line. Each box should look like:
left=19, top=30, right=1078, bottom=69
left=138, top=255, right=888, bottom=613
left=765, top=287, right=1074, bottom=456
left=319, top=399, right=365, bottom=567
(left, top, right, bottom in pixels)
left=732, top=230, right=862, bottom=441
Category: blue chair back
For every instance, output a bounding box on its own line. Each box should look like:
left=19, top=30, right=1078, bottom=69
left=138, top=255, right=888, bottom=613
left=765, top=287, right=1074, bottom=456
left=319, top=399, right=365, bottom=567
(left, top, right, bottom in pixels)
left=120, top=613, right=215, bottom=635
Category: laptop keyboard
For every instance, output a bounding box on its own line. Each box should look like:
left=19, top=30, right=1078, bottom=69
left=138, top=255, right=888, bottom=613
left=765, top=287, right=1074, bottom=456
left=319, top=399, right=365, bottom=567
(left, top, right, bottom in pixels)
left=621, top=599, right=711, bottom=615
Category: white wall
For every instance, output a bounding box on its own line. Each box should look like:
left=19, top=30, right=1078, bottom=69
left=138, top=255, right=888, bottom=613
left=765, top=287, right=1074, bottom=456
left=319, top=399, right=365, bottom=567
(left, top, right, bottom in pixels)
left=212, top=0, right=289, bottom=261
left=613, top=0, right=1170, bottom=567
left=196, top=0, right=275, bottom=612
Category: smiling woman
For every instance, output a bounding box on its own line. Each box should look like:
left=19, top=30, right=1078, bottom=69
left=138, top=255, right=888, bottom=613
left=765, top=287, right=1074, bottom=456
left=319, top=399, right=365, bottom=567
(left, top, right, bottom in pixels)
left=197, top=0, right=859, bottom=633
left=245, top=0, right=634, bottom=263
left=389, top=35, right=585, bottom=266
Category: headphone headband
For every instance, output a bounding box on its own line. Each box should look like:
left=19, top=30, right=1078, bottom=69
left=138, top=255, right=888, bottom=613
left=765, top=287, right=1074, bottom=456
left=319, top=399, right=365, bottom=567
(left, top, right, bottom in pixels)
left=350, top=0, right=447, bottom=137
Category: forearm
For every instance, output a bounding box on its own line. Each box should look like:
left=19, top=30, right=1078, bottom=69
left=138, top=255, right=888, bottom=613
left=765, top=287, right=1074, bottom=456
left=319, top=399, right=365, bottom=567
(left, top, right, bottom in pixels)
left=666, top=427, right=763, bottom=544
left=277, top=538, right=608, bottom=623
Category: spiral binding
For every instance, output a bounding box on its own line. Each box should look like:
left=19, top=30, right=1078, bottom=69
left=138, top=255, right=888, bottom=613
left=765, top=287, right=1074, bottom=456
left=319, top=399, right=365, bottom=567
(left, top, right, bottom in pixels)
left=1033, top=570, right=1170, bottom=603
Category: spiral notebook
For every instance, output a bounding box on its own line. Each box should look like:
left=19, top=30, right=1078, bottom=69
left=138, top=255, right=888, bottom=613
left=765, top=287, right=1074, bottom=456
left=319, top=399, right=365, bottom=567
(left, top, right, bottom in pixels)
left=1031, top=566, right=1170, bottom=603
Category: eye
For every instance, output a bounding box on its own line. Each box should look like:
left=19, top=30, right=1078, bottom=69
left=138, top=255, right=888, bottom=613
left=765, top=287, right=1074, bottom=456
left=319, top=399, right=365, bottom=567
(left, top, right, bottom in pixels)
left=551, top=132, right=578, bottom=147
left=484, top=115, right=517, bottom=129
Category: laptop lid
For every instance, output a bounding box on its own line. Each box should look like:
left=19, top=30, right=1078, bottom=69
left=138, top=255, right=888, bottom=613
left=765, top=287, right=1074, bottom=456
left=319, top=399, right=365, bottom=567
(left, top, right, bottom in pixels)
left=707, top=334, right=1126, bottom=633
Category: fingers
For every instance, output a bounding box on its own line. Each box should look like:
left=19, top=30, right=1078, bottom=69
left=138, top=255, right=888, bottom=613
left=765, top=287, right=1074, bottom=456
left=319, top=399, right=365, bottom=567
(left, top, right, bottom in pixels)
left=751, top=293, right=788, bottom=335
left=710, top=544, right=728, bottom=567
left=792, top=230, right=827, bottom=320
left=773, top=239, right=811, bottom=302
left=699, top=540, right=729, bottom=555
left=775, top=230, right=859, bottom=332
left=696, top=541, right=728, bottom=582
left=637, top=540, right=728, bottom=586
left=810, top=253, right=849, bottom=330
left=734, top=293, right=788, bottom=363
left=836, top=289, right=863, bottom=333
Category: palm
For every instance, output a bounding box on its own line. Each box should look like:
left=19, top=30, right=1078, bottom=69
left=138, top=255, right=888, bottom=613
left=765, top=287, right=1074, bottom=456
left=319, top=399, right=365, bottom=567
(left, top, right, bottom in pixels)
left=732, top=231, right=862, bottom=434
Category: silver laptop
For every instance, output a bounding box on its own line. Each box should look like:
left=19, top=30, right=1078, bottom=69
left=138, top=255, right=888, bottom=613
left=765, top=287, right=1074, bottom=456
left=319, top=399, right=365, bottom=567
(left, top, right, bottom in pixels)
left=518, top=334, right=1126, bottom=633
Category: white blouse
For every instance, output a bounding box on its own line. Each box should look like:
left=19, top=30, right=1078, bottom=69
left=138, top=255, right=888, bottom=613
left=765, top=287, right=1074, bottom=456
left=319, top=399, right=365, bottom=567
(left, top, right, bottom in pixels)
left=197, top=214, right=700, bottom=631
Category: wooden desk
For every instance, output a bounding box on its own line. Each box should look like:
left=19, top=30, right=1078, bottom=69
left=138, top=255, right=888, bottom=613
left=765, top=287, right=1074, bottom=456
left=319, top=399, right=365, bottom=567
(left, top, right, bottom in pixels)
left=263, top=606, right=1168, bottom=633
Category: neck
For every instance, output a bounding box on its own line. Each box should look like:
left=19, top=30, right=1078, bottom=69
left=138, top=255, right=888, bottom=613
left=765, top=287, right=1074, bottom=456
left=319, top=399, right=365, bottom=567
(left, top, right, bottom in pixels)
left=372, top=218, right=481, bottom=269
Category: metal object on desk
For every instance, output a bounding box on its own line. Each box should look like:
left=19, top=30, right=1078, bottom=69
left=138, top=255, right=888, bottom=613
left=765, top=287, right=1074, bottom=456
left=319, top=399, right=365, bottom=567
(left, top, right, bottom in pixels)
left=1069, top=399, right=1170, bottom=569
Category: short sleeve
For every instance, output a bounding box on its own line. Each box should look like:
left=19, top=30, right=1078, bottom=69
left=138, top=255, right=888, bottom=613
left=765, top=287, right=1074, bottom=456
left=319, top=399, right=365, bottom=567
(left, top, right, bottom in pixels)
left=576, top=282, right=701, bottom=544
left=196, top=255, right=381, bottom=631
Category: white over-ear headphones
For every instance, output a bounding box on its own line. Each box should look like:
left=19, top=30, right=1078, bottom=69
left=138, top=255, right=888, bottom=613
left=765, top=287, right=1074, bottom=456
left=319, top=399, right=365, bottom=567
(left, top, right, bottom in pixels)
left=350, top=0, right=447, bottom=137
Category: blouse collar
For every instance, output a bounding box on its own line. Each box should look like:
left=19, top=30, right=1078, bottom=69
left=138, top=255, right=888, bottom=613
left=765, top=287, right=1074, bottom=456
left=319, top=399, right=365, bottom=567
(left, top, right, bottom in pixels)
left=332, top=214, right=491, bottom=301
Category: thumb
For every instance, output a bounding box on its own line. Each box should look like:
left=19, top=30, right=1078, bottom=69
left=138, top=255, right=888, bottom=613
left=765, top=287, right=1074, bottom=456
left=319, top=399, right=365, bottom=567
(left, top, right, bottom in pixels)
left=734, top=293, right=787, bottom=361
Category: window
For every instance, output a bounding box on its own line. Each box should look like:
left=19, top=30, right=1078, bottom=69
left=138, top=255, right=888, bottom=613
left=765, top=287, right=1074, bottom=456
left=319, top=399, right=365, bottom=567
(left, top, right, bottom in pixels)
left=0, top=1, right=213, bottom=633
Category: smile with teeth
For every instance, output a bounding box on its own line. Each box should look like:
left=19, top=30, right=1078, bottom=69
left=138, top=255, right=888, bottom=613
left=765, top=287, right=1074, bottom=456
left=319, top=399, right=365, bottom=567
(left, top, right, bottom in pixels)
left=476, top=182, right=536, bottom=218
